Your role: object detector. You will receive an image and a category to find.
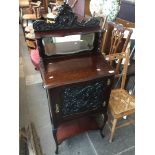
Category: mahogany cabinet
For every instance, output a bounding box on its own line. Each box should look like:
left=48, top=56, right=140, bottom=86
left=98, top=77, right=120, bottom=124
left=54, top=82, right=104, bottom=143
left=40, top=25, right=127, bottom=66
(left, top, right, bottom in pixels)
left=33, top=3, right=115, bottom=154
left=41, top=53, right=114, bottom=154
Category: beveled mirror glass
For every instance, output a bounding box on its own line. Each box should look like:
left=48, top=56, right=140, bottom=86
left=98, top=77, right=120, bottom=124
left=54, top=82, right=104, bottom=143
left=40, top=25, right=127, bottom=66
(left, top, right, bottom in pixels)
left=42, top=33, right=95, bottom=56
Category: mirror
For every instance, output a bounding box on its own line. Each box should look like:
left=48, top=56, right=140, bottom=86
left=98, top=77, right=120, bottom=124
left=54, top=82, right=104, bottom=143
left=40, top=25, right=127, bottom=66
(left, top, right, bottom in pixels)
left=42, top=33, right=95, bottom=56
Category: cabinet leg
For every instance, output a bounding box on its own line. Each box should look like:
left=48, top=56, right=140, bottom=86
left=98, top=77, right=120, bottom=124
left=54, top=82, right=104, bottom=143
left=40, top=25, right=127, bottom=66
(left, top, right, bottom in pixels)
left=100, top=112, right=108, bottom=138
left=55, top=145, right=58, bottom=154
left=53, top=129, right=59, bottom=154
left=100, top=130, right=105, bottom=138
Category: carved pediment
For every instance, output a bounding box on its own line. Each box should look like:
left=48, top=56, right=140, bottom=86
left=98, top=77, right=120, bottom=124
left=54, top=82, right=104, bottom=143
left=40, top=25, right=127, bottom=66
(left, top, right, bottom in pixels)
left=33, top=2, right=100, bottom=32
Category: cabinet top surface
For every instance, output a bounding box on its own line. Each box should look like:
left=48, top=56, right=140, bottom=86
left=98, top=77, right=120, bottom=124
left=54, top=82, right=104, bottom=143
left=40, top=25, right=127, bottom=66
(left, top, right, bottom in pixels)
left=40, top=53, right=115, bottom=89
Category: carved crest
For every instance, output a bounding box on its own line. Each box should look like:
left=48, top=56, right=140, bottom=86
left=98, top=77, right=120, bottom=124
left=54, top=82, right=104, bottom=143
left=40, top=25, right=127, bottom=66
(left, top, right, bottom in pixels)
left=33, top=2, right=100, bottom=32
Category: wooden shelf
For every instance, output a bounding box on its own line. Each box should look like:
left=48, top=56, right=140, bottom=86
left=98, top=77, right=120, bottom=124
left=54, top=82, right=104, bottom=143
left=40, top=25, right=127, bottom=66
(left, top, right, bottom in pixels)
left=40, top=54, right=114, bottom=89
left=56, top=116, right=100, bottom=144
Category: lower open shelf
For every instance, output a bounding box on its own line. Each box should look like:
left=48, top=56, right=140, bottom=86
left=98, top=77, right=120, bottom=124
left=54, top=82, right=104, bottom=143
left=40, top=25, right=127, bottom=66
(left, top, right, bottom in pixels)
left=56, top=116, right=100, bottom=144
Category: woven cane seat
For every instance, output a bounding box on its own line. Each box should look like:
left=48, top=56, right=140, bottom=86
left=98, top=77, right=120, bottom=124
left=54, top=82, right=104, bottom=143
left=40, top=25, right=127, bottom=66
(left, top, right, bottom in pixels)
left=109, top=89, right=135, bottom=118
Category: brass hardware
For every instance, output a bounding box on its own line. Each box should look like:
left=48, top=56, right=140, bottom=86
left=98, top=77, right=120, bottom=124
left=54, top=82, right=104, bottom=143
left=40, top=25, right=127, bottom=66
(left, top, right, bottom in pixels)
left=55, top=104, right=59, bottom=113
left=102, top=101, right=106, bottom=107
left=107, top=79, right=111, bottom=86
left=109, top=70, right=114, bottom=73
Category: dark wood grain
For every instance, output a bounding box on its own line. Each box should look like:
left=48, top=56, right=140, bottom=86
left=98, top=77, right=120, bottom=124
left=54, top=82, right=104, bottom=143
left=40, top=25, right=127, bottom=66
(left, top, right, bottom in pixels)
left=35, top=20, right=114, bottom=153
left=40, top=53, right=114, bottom=89
left=36, top=28, right=103, bottom=60
left=34, top=27, right=102, bottom=38
left=56, top=116, right=100, bottom=144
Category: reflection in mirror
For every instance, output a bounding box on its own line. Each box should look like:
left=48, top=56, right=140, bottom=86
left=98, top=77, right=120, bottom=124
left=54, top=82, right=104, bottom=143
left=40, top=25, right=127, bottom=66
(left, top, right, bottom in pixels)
left=42, top=33, right=95, bottom=56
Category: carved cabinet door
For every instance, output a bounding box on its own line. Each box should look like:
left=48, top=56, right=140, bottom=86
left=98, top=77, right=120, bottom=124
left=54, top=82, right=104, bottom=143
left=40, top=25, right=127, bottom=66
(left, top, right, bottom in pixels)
left=48, top=76, right=113, bottom=127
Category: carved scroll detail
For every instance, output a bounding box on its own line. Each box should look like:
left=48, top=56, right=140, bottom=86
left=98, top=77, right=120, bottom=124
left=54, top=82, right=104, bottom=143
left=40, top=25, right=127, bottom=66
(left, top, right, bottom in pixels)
left=33, top=2, right=100, bottom=32
left=62, top=80, right=108, bottom=116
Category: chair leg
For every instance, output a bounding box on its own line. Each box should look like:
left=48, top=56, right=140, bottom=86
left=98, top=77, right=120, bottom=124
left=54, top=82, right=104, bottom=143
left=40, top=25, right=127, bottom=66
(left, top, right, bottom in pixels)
left=109, top=118, right=117, bottom=143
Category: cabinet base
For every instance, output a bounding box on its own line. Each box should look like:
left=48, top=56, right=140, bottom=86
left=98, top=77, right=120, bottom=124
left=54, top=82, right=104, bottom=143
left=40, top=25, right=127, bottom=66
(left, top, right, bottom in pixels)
left=56, top=116, right=100, bottom=144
